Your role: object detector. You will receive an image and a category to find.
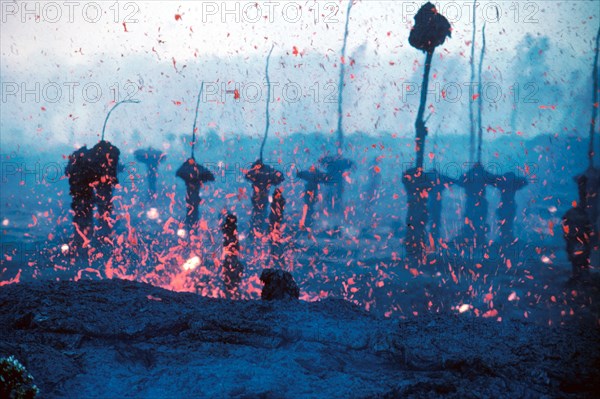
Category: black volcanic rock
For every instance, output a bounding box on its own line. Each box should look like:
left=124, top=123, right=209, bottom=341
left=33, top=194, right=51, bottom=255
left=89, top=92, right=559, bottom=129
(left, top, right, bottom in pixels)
left=260, top=269, right=300, bottom=300
left=0, top=279, right=599, bottom=398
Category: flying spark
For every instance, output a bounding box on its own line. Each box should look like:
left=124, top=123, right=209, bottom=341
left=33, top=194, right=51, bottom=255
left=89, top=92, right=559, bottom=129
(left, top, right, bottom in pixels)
left=182, top=256, right=201, bottom=271
left=458, top=304, right=471, bottom=313
left=541, top=255, right=552, bottom=264
left=146, top=208, right=159, bottom=220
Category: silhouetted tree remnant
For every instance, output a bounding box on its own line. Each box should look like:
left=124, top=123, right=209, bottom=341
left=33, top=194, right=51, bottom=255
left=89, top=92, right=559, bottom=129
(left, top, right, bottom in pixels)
left=65, top=146, right=95, bottom=260
left=455, top=163, right=498, bottom=245
left=493, top=172, right=528, bottom=244
left=176, top=158, right=215, bottom=230
left=408, top=1, right=451, bottom=169
left=562, top=175, right=593, bottom=280
left=91, top=99, right=139, bottom=250
left=454, top=14, right=498, bottom=250
left=260, top=268, right=299, bottom=300
left=404, top=2, right=450, bottom=266
left=361, top=157, right=382, bottom=235
left=176, top=83, right=215, bottom=231
left=403, top=167, right=431, bottom=267
left=579, top=27, right=600, bottom=255
left=64, top=97, right=134, bottom=259
left=468, top=0, right=477, bottom=164
left=587, top=26, right=599, bottom=171
left=427, top=170, right=457, bottom=243
left=580, top=167, right=600, bottom=241
left=90, top=140, right=120, bottom=246
left=222, top=213, right=243, bottom=299
left=244, top=46, right=285, bottom=241
left=268, top=188, right=286, bottom=266
left=134, top=147, right=165, bottom=199
left=297, top=166, right=330, bottom=230
left=259, top=45, right=275, bottom=162
left=320, top=154, right=354, bottom=222
left=310, top=1, right=355, bottom=230
left=245, top=160, right=284, bottom=240
left=336, top=0, right=354, bottom=149
left=475, top=21, right=487, bottom=165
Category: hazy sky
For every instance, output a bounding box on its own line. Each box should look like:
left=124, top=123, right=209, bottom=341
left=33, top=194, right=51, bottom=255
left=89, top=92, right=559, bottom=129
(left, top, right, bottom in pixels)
left=1, top=0, right=598, bottom=148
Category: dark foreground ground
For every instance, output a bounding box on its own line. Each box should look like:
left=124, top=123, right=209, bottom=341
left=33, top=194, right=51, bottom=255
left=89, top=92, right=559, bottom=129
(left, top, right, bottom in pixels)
left=0, top=279, right=599, bottom=398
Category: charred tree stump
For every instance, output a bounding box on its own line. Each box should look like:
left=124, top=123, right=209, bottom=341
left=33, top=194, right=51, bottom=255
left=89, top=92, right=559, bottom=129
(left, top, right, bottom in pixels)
left=222, top=213, right=244, bottom=299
